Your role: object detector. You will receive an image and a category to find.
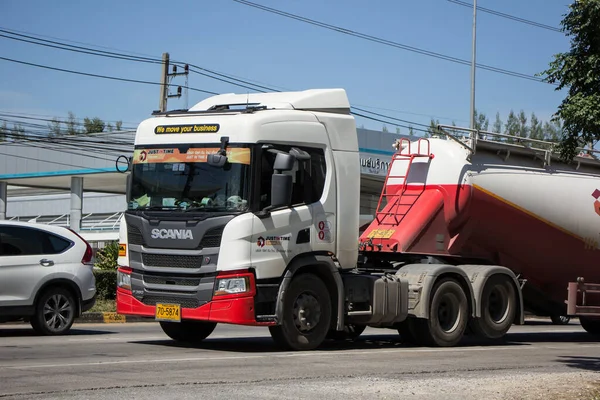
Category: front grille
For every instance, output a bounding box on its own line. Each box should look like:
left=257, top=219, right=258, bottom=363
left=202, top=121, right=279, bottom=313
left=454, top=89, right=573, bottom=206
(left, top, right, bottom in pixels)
left=141, top=295, right=199, bottom=309
left=142, top=254, right=203, bottom=269
left=200, top=226, right=224, bottom=248
left=144, top=275, right=201, bottom=286
left=128, top=226, right=145, bottom=246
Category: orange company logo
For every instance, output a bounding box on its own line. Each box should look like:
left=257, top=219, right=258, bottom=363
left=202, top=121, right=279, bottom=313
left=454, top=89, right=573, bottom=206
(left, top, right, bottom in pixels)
left=593, top=189, right=600, bottom=217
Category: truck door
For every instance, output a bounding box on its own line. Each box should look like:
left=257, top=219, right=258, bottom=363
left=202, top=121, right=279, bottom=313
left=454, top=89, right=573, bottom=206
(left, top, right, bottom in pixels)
left=251, top=144, right=330, bottom=276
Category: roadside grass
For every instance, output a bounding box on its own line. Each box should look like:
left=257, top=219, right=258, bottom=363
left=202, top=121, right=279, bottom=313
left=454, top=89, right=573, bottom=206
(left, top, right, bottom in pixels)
left=88, top=299, right=116, bottom=313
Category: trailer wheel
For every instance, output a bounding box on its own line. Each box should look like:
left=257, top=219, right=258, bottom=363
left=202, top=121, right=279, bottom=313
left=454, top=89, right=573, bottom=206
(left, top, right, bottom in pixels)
left=580, top=317, right=600, bottom=335
left=269, top=273, right=331, bottom=351
left=469, top=275, right=516, bottom=339
left=414, top=277, right=469, bottom=347
left=159, top=320, right=217, bottom=343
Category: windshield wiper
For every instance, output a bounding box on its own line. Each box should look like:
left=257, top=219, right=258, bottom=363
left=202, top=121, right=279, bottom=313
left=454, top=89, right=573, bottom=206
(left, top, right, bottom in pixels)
left=134, top=205, right=181, bottom=211
left=184, top=206, right=233, bottom=213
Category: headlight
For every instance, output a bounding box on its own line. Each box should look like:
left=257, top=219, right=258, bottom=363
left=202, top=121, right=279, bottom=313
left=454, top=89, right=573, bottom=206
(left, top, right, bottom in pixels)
left=117, top=268, right=132, bottom=291
left=213, top=270, right=255, bottom=298
left=214, top=277, right=249, bottom=296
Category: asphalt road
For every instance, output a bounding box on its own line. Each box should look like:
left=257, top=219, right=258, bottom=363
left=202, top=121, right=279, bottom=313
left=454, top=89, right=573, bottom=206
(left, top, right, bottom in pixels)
left=1, top=320, right=599, bottom=399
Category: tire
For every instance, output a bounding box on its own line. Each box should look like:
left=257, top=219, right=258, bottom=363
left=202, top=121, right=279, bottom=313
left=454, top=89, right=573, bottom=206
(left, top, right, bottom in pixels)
left=269, top=273, right=332, bottom=351
left=579, top=317, right=600, bottom=335
left=414, top=278, right=469, bottom=347
left=159, top=320, right=217, bottom=343
left=551, top=314, right=571, bottom=325
left=396, top=318, right=418, bottom=344
left=30, top=287, right=77, bottom=336
left=327, top=324, right=367, bottom=341
left=469, top=275, right=517, bottom=339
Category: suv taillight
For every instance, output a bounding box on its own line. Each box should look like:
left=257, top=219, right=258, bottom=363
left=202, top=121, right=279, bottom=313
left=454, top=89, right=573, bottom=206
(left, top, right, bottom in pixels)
left=69, top=228, right=94, bottom=265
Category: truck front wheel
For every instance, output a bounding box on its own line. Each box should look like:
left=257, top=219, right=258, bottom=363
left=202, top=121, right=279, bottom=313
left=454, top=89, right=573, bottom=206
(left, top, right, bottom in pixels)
left=269, top=273, right=332, bottom=351
left=159, top=320, right=217, bottom=343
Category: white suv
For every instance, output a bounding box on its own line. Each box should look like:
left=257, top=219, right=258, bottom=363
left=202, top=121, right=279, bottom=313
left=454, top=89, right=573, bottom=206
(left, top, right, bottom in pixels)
left=0, top=221, right=97, bottom=335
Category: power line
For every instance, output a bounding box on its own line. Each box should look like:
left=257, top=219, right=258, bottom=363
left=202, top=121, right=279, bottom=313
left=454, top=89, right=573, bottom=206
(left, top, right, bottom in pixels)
left=446, top=0, right=562, bottom=33
left=0, top=56, right=219, bottom=96
left=0, top=110, right=140, bottom=128
left=0, top=113, right=137, bottom=131
left=0, top=27, right=457, bottom=135
left=231, top=0, right=549, bottom=84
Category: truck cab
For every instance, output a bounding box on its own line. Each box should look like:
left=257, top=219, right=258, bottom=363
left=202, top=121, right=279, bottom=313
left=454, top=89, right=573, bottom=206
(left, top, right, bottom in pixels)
left=116, top=89, right=361, bottom=349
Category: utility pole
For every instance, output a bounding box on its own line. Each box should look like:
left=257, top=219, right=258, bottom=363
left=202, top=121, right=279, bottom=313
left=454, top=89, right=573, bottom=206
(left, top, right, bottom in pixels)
left=470, top=0, right=477, bottom=131
left=158, top=52, right=189, bottom=113
left=159, top=52, right=170, bottom=113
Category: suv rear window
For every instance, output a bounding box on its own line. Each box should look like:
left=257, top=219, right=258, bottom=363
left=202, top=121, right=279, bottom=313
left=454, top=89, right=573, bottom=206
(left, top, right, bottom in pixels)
left=0, top=226, right=73, bottom=256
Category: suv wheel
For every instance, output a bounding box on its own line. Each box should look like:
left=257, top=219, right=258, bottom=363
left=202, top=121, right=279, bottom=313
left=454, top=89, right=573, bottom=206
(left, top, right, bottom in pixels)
left=31, top=287, right=76, bottom=335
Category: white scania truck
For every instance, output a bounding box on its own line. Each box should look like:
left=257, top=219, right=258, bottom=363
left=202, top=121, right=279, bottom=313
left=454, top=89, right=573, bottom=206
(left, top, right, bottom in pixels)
left=116, top=88, right=600, bottom=350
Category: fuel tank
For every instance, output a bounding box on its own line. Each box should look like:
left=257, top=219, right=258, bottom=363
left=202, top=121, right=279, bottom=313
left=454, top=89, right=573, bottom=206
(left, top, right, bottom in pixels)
left=360, top=132, right=600, bottom=311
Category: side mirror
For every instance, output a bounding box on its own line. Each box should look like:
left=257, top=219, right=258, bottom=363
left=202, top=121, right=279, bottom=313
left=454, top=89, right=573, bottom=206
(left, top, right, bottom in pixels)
left=207, top=153, right=227, bottom=167
left=271, top=174, right=293, bottom=208
left=125, top=173, right=132, bottom=203
left=273, top=152, right=296, bottom=171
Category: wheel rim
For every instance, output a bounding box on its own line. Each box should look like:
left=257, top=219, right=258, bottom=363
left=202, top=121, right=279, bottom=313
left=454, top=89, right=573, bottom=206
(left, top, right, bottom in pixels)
left=292, top=292, right=321, bottom=333
left=488, top=285, right=510, bottom=324
left=437, top=293, right=461, bottom=333
left=43, top=294, right=73, bottom=332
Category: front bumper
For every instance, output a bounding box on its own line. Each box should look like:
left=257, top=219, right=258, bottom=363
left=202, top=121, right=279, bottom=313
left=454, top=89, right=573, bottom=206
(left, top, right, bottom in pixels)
left=116, top=289, right=275, bottom=326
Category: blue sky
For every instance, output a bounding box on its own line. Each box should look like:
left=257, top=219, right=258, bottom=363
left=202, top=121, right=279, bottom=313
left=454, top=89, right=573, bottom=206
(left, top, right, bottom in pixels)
left=0, top=0, right=571, bottom=135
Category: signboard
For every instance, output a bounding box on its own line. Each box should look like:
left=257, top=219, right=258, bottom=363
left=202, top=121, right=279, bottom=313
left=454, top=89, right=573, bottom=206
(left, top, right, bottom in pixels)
left=360, top=153, right=392, bottom=177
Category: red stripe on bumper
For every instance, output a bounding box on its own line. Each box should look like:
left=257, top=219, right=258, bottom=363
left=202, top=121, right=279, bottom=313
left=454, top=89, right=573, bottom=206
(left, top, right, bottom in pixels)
left=116, top=290, right=274, bottom=326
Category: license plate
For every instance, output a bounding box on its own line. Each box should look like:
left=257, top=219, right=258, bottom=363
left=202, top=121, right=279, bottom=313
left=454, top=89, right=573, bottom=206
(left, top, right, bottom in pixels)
left=155, top=303, right=181, bottom=322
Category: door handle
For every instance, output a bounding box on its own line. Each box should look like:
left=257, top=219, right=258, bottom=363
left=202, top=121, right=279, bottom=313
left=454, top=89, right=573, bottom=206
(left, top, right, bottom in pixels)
left=40, top=259, right=54, bottom=267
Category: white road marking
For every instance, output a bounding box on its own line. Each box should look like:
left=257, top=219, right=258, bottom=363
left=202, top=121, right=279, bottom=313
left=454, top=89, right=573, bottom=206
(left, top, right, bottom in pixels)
left=3, top=342, right=599, bottom=370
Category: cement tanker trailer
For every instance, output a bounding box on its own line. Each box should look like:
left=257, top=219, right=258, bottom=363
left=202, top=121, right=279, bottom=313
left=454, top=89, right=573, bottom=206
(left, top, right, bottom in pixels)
left=359, top=124, right=600, bottom=342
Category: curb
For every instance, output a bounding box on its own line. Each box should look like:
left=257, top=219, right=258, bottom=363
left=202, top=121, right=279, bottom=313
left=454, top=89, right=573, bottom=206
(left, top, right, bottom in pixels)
left=76, top=312, right=151, bottom=324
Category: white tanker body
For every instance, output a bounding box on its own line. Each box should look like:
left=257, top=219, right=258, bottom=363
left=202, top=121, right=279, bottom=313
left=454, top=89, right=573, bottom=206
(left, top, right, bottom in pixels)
left=359, top=125, right=600, bottom=333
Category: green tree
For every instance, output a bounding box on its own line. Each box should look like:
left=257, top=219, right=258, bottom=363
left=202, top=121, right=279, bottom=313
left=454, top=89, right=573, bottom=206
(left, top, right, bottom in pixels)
left=426, top=118, right=440, bottom=138
left=115, top=120, right=123, bottom=130
left=492, top=112, right=502, bottom=134
left=106, top=123, right=114, bottom=132
left=84, top=117, right=105, bottom=133
left=538, top=0, right=600, bottom=160
left=504, top=110, right=520, bottom=143
left=66, top=111, right=79, bottom=135
left=0, top=121, right=7, bottom=142
left=10, top=124, right=25, bottom=140
left=94, top=241, right=119, bottom=270
left=473, top=109, right=489, bottom=131
left=529, top=112, right=544, bottom=141
left=48, top=118, right=62, bottom=137
left=518, top=110, right=529, bottom=139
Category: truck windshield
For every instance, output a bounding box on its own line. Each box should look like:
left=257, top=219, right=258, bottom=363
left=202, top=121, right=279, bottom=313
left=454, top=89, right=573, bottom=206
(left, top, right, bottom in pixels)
left=128, top=145, right=251, bottom=212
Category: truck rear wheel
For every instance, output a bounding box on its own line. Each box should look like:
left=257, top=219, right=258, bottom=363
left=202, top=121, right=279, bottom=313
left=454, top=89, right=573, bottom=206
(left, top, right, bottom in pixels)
left=469, top=275, right=516, bottom=339
left=159, top=320, right=217, bottom=343
left=580, top=316, right=600, bottom=335
left=269, top=273, right=332, bottom=351
left=413, top=277, right=469, bottom=347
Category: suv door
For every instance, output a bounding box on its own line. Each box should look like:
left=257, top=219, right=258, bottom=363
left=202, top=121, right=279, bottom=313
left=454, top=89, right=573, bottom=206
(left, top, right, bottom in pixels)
left=0, top=226, right=74, bottom=307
